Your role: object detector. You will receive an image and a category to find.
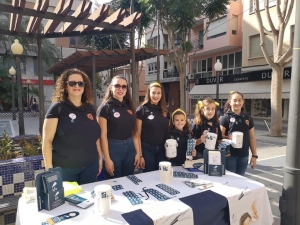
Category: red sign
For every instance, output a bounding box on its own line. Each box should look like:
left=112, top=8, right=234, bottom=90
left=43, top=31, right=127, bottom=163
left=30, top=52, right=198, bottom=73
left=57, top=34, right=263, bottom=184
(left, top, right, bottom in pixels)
left=22, top=79, right=54, bottom=85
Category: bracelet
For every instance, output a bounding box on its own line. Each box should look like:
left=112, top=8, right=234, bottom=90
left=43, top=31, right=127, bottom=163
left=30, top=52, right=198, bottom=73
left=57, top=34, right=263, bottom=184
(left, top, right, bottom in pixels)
left=252, top=155, right=258, bottom=159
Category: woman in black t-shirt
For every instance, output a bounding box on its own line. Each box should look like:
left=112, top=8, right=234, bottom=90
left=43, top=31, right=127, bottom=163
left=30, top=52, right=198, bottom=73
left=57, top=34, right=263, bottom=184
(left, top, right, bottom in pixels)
left=97, top=76, right=140, bottom=179
left=42, top=68, right=101, bottom=185
left=134, top=82, right=169, bottom=172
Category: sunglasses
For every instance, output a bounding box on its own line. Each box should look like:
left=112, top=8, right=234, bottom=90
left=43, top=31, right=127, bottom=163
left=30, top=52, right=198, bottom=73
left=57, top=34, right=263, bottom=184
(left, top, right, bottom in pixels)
left=112, top=84, right=127, bottom=90
left=66, top=81, right=85, bottom=87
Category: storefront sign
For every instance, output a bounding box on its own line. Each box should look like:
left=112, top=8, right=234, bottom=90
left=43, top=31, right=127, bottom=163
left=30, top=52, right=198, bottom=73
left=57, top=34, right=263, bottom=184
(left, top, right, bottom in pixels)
left=190, top=95, right=213, bottom=99
left=21, top=79, right=54, bottom=85
left=195, top=67, right=291, bottom=85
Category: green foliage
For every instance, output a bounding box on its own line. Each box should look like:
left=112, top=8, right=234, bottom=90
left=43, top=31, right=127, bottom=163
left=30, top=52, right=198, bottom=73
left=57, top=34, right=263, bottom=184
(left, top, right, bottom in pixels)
left=18, top=135, right=42, bottom=157
left=83, top=34, right=129, bottom=50
left=96, top=72, right=109, bottom=92
left=181, top=41, right=193, bottom=52
left=0, top=67, right=16, bottom=110
left=0, top=131, right=14, bottom=160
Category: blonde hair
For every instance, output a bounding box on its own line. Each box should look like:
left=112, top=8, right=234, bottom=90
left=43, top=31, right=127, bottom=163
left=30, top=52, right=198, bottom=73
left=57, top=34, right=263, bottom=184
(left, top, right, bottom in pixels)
left=194, top=98, right=220, bottom=126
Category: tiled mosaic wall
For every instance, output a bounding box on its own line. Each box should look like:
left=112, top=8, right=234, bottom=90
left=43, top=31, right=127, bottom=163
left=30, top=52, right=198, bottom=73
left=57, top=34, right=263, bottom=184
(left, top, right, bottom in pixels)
left=0, top=155, right=44, bottom=198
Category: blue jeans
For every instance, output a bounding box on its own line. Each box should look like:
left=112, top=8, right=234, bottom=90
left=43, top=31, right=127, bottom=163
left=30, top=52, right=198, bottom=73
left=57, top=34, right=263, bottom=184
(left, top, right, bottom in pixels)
left=104, top=137, right=135, bottom=180
left=61, top=160, right=98, bottom=185
left=142, top=141, right=166, bottom=172
left=226, top=156, right=249, bottom=176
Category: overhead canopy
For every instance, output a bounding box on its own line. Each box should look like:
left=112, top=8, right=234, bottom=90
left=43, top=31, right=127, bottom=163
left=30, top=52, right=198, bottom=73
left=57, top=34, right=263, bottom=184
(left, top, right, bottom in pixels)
left=47, top=48, right=169, bottom=75
left=1, top=0, right=142, bottom=38
left=189, top=80, right=291, bottom=99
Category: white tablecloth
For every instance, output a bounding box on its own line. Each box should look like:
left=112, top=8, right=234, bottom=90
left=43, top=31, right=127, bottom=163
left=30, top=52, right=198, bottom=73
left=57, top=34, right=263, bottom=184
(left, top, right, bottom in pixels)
left=16, top=167, right=274, bottom=225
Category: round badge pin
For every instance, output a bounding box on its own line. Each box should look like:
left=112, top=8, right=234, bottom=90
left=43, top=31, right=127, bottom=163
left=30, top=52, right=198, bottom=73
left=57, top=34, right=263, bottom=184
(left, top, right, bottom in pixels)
left=114, top=112, right=120, bottom=118
left=230, top=118, right=236, bottom=123
left=148, top=115, right=154, bottom=120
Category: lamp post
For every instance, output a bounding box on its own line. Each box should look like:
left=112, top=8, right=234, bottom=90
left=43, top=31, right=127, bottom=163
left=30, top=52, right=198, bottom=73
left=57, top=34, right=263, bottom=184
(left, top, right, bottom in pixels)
left=11, top=39, right=25, bottom=135
left=214, top=59, right=222, bottom=102
left=9, top=66, right=16, bottom=120
left=26, top=78, right=31, bottom=111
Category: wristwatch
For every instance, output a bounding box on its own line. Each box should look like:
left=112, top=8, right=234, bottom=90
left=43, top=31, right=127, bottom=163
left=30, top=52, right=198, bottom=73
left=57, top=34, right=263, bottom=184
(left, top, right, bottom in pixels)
left=252, top=155, right=258, bottom=159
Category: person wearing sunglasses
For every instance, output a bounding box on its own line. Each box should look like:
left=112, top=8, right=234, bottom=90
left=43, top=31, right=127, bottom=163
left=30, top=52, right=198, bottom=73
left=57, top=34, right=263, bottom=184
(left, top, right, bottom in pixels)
left=134, top=82, right=169, bottom=172
left=97, top=75, right=140, bottom=179
left=42, top=68, right=102, bottom=185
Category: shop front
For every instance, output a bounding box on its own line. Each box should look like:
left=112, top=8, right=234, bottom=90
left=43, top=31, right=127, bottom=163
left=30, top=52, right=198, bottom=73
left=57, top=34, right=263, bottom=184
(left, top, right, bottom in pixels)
left=188, top=68, right=291, bottom=120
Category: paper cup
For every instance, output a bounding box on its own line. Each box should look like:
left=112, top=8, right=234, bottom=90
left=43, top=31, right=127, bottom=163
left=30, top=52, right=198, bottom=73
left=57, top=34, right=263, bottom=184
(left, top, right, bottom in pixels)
left=231, top=131, right=243, bottom=148
left=159, top=161, right=173, bottom=184
left=165, top=139, right=177, bottom=158
left=94, top=184, right=111, bottom=216
left=205, top=132, right=218, bottom=150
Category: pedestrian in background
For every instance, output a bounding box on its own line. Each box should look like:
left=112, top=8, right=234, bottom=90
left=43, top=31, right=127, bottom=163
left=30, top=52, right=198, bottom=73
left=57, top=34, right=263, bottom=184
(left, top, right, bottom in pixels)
left=220, top=91, right=258, bottom=176
left=134, top=82, right=169, bottom=172
left=97, top=75, right=140, bottom=180
left=42, top=68, right=102, bottom=185
left=30, top=98, right=38, bottom=117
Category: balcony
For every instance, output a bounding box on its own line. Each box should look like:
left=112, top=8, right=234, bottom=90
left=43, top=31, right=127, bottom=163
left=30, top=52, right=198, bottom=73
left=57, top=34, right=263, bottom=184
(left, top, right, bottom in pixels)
left=190, top=38, right=204, bottom=51
left=163, top=69, right=179, bottom=78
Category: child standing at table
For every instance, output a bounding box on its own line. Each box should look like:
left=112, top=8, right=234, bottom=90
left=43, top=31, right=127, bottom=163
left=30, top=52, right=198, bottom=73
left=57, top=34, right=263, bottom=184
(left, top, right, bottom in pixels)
left=192, top=98, right=222, bottom=158
left=165, top=109, right=196, bottom=166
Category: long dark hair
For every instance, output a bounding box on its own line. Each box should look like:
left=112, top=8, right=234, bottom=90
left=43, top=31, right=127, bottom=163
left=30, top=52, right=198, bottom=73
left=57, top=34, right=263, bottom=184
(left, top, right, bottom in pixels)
left=194, top=98, right=220, bottom=126
left=100, top=75, right=135, bottom=112
left=141, top=82, right=167, bottom=114
left=224, top=91, right=246, bottom=113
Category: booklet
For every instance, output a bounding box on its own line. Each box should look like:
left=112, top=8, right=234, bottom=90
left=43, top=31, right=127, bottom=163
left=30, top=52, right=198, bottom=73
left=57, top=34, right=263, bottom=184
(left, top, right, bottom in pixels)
left=65, top=194, right=94, bottom=209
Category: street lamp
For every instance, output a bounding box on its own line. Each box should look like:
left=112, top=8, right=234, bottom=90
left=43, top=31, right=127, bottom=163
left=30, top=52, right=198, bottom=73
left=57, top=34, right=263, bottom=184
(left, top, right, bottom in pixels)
left=8, top=66, right=16, bottom=120
left=11, top=39, right=25, bottom=135
left=214, top=59, right=222, bottom=102
left=26, top=78, right=31, bottom=111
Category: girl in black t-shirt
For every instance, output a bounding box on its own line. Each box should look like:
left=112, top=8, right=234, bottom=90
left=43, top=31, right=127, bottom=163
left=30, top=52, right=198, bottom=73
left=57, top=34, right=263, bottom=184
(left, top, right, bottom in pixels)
left=220, top=91, right=258, bottom=176
left=192, top=98, right=222, bottom=158
left=165, top=109, right=195, bottom=166
left=135, top=82, right=169, bottom=172
left=97, top=76, right=140, bottom=179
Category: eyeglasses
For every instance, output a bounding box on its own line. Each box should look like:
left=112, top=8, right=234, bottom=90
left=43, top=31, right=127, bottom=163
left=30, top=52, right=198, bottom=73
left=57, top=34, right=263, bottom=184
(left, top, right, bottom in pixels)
left=66, top=81, right=85, bottom=87
left=112, top=84, right=127, bottom=90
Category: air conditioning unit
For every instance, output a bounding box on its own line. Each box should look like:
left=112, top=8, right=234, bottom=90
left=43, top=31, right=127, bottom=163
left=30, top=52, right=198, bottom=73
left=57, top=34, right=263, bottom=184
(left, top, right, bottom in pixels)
left=188, top=74, right=195, bottom=80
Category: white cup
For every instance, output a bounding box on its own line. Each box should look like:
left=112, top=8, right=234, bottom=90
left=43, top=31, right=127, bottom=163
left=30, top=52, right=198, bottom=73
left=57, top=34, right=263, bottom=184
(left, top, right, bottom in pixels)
left=94, top=184, right=111, bottom=216
left=159, top=161, right=173, bottom=184
left=231, top=131, right=244, bottom=148
left=165, top=139, right=177, bottom=158
left=205, top=132, right=218, bottom=150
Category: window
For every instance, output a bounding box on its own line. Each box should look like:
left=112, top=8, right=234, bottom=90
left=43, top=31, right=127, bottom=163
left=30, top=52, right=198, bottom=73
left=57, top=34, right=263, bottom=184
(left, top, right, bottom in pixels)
left=207, top=17, right=227, bottom=39
left=199, top=30, right=204, bottom=48
left=249, top=34, right=273, bottom=58
left=216, top=51, right=242, bottom=75
left=250, top=0, right=276, bottom=13
left=193, top=58, right=212, bottom=78
left=33, top=58, right=52, bottom=77
left=147, top=62, right=157, bottom=75
left=231, top=15, right=238, bottom=35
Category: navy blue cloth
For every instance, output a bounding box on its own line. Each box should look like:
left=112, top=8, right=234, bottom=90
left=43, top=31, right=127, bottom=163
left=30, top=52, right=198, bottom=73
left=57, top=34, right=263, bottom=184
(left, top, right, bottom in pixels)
left=122, top=209, right=153, bottom=225
left=179, top=190, right=230, bottom=225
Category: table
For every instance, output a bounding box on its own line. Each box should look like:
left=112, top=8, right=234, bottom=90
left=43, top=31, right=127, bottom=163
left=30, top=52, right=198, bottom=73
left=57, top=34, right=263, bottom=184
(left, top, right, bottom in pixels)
left=16, top=167, right=274, bottom=225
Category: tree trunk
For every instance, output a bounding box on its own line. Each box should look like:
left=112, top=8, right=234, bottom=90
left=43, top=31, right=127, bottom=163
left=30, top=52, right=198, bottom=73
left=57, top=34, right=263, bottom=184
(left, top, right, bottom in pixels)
left=179, top=70, right=185, bottom=109
left=270, top=66, right=283, bottom=136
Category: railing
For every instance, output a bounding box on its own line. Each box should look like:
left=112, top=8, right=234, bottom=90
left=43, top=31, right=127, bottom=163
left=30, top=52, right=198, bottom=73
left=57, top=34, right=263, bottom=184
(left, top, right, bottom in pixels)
left=190, top=37, right=204, bottom=50
left=163, top=69, right=179, bottom=78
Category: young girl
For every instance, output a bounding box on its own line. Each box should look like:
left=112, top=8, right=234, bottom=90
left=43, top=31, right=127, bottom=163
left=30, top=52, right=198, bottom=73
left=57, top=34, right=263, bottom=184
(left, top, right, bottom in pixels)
left=192, top=98, right=222, bottom=158
left=220, top=91, right=257, bottom=176
left=165, top=109, right=195, bottom=166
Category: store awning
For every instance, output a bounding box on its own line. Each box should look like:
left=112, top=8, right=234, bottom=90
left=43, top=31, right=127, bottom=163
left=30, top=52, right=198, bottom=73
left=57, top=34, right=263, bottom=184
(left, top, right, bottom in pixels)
left=189, top=80, right=290, bottom=99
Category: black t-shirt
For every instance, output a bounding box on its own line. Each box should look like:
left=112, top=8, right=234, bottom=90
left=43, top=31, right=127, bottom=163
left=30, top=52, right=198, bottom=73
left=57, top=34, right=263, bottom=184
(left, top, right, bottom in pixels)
left=97, top=98, right=135, bottom=140
left=45, top=100, right=100, bottom=168
left=192, top=119, right=222, bottom=156
left=165, top=128, right=191, bottom=165
left=136, top=103, right=169, bottom=145
left=220, top=110, right=254, bottom=157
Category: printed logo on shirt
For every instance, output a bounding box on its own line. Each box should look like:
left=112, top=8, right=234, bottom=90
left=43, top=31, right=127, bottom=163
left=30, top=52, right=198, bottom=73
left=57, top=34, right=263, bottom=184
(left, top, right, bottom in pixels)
left=245, top=120, right=250, bottom=126
left=87, top=113, right=94, bottom=120
left=114, top=112, right=120, bottom=118
left=127, top=110, right=133, bottom=115
left=69, top=113, right=76, bottom=123
left=230, top=118, right=236, bottom=123
left=148, top=115, right=154, bottom=120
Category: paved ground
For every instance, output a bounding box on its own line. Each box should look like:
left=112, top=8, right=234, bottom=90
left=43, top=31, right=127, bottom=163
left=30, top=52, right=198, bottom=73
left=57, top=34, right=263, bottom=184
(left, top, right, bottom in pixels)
left=0, top=115, right=289, bottom=224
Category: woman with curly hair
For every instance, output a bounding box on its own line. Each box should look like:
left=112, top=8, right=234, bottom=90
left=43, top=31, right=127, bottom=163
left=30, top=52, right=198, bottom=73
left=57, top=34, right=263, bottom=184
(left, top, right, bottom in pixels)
left=42, top=68, right=102, bottom=185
